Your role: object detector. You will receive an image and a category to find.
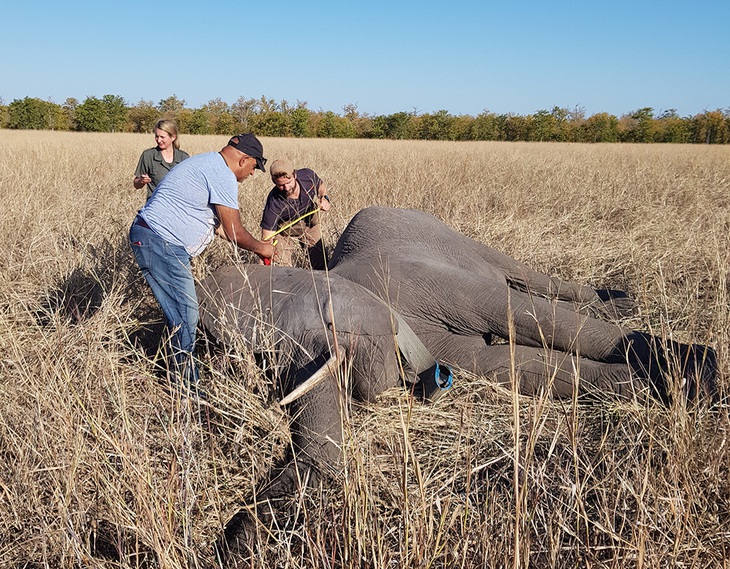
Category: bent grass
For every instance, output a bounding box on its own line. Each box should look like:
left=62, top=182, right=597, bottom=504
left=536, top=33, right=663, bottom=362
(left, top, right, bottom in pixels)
left=0, top=130, right=729, bottom=567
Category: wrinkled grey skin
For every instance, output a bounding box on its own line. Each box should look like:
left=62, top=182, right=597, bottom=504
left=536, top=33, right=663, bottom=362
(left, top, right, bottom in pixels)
left=199, top=207, right=716, bottom=556
left=199, top=265, right=402, bottom=468
left=199, top=264, right=420, bottom=557
left=329, top=206, right=715, bottom=401
left=198, top=265, right=406, bottom=552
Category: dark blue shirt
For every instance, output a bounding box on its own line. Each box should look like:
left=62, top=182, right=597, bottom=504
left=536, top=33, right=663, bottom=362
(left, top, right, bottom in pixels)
left=260, top=169, right=322, bottom=231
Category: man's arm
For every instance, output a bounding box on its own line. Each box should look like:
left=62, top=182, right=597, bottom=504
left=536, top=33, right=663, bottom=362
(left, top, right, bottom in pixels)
left=216, top=204, right=275, bottom=259
left=317, top=182, right=331, bottom=212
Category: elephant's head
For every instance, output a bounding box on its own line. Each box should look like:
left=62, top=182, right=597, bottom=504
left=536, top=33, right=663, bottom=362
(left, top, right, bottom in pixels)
left=197, top=264, right=405, bottom=402
left=198, top=264, right=444, bottom=557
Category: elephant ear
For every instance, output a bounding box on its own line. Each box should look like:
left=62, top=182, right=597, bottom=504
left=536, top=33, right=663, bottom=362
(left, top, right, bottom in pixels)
left=319, top=279, right=399, bottom=338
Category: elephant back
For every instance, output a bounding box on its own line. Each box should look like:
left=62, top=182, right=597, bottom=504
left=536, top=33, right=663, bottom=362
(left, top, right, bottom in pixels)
left=330, top=206, right=497, bottom=275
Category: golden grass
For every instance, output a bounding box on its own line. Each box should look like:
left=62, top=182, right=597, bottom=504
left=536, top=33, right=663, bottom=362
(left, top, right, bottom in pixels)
left=0, top=130, right=729, bottom=568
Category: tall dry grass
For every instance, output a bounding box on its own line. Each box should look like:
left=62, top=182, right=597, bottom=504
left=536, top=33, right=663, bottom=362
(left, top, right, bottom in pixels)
left=0, top=129, right=729, bottom=568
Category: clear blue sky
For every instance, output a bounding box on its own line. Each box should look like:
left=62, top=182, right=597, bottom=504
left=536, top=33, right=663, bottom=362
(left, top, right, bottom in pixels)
left=1, top=0, right=727, bottom=118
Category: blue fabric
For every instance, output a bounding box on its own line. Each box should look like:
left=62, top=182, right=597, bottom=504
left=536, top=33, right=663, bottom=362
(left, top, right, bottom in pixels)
left=138, top=152, right=240, bottom=256
left=130, top=220, right=199, bottom=386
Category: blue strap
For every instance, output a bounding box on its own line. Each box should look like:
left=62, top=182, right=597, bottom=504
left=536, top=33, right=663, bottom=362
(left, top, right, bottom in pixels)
left=433, top=362, right=454, bottom=390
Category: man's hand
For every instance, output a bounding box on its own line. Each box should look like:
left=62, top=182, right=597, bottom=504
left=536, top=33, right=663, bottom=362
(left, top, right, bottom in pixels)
left=215, top=204, right=274, bottom=260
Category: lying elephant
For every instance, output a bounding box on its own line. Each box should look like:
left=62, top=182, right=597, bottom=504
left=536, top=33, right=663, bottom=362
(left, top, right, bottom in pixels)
left=328, top=206, right=716, bottom=402
left=197, top=206, right=716, bottom=553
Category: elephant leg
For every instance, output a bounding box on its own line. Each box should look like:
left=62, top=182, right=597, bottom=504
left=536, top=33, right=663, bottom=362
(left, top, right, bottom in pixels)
left=435, top=336, right=642, bottom=399
left=264, top=355, right=345, bottom=499
left=497, top=291, right=672, bottom=398
left=494, top=287, right=697, bottom=392
left=462, top=241, right=635, bottom=320
left=474, top=245, right=635, bottom=319
left=492, top=287, right=634, bottom=361
left=347, top=333, right=401, bottom=402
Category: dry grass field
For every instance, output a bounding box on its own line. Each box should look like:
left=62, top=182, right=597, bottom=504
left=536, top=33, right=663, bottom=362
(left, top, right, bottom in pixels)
left=1, top=130, right=729, bottom=568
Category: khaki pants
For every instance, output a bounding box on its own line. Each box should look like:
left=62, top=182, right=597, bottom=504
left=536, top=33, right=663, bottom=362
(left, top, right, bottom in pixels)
left=275, top=218, right=326, bottom=270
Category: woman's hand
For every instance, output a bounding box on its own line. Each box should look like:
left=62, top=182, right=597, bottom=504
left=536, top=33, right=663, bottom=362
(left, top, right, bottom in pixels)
left=134, top=174, right=151, bottom=189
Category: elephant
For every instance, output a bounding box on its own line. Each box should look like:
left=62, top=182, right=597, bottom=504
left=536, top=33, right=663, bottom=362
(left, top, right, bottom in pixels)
left=328, top=206, right=716, bottom=402
left=197, top=206, right=717, bottom=554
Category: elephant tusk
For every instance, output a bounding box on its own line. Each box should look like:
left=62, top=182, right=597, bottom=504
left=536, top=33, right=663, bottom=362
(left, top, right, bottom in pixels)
left=279, top=352, right=344, bottom=406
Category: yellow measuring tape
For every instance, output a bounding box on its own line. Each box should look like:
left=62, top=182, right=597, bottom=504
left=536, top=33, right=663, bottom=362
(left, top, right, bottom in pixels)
left=263, top=207, right=320, bottom=265
left=264, top=207, right=321, bottom=241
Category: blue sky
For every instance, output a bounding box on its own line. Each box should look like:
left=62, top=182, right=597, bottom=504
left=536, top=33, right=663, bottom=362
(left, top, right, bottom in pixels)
left=1, top=0, right=727, bottom=118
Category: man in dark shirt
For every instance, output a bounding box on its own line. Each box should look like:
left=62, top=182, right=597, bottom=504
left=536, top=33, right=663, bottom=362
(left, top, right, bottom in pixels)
left=260, top=158, right=331, bottom=269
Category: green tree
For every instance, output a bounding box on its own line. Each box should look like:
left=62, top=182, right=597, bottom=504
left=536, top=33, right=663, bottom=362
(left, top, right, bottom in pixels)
left=329, top=111, right=356, bottom=138
left=369, top=115, right=388, bottom=139
left=157, top=95, right=186, bottom=123
left=655, top=109, right=689, bottom=143
left=128, top=99, right=158, bottom=133
left=62, top=98, right=78, bottom=130
left=470, top=111, right=499, bottom=140
left=256, top=111, right=287, bottom=137
left=449, top=115, right=473, bottom=141
left=620, top=107, right=658, bottom=142
left=582, top=112, right=619, bottom=142
left=231, top=96, right=257, bottom=132
left=102, top=94, right=128, bottom=132
left=420, top=110, right=453, bottom=140
left=74, top=95, right=127, bottom=132
left=7, top=97, right=65, bottom=130
left=384, top=111, right=417, bottom=139
left=248, top=96, right=287, bottom=137
left=556, top=106, right=578, bottom=141
left=200, top=98, right=234, bottom=134
left=528, top=109, right=558, bottom=141
left=352, top=114, right=374, bottom=138
left=74, top=97, right=106, bottom=131
left=187, top=109, right=214, bottom=134
left=690, top=110, right=729, bottom=144
left=175, top=108, right=194, bottom=133
left=499, top=113, right=530, bottom=141
left=290, top=104, right=311, bottom=138
left=315, top=111, right=339, bottom=138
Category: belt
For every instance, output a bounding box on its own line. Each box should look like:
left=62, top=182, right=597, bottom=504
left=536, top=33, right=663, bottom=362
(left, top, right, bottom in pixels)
left=135, top=216, right=152, bottom=230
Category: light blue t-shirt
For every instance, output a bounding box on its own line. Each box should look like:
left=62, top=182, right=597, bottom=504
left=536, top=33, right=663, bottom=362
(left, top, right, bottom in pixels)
left=139, top=152, right=239, bottom=256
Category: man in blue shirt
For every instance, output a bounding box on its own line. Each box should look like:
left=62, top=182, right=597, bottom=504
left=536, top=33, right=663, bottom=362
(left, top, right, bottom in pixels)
left=129, top=133, right=275, bottom=390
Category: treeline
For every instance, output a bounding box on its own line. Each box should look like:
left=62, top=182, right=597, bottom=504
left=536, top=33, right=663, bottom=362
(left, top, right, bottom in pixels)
left=1, top=94, right=729, bottom=144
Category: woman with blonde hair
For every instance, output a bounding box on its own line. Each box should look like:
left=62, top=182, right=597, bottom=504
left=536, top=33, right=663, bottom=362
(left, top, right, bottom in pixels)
left=133, top=119, right=190, bottom=199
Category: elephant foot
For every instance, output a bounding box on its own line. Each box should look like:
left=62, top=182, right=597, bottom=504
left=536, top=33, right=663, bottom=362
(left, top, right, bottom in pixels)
left=593, top=288, right=637, bottom=320
left=676, top=343, right=718, bottom=405
left=257, top=458, right=325, bottom=512
left=215, top=507, right=258, bottom=566
left=627, top=333, right=717, bottom=405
